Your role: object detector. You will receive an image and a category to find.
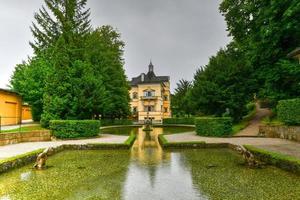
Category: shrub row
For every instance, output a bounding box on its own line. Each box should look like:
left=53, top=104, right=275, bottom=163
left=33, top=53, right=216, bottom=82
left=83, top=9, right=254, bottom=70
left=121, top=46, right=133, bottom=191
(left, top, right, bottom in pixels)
left=163, top=117, right=195, bottom=125
left=49, top=120, right=100, bottom=139
left=195, top=117, right=232, bottom=137
left=100, top=119, right=133, bottom=126
left=277, top=98, right=300, bottom=125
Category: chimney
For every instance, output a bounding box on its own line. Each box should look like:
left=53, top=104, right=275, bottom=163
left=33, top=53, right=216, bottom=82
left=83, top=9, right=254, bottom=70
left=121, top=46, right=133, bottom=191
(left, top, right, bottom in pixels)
left=141, top=73, right=145, bottom=82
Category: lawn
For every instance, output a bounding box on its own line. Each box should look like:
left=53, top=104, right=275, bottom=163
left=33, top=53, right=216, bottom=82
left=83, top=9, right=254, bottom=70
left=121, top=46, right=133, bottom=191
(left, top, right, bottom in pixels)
left=0, top=125, right=46, bottom=134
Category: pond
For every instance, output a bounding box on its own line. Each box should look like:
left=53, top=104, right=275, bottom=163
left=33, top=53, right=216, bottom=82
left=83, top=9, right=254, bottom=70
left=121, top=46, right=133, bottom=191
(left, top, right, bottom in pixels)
left=100, top=125, right=195, bottom=135
left=0, top=126, right=299, bottom=200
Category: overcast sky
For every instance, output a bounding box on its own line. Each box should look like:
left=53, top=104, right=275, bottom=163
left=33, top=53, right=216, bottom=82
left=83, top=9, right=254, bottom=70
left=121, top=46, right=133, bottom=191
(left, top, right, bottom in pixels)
left=0, top=0, right=231, bottom=91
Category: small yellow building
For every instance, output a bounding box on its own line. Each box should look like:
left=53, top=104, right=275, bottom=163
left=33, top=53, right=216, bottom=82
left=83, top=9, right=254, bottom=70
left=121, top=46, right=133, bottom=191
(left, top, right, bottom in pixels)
left=129, top=62, right=171, bottom=123
left=0, top=89, right=22, bottom=125
left=22, top=104, right=32, bottom=121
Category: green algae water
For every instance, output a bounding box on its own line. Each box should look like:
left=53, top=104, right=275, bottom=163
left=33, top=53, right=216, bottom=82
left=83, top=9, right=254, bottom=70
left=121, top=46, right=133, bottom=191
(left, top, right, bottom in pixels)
left=100, top=125, right=195, bottom=135
left=0, top=127, right=299, bottom=200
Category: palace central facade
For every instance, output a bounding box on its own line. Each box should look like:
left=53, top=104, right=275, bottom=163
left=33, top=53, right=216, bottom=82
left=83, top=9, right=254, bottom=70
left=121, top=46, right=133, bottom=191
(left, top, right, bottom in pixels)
left=129, top=62, right=171, bottom=123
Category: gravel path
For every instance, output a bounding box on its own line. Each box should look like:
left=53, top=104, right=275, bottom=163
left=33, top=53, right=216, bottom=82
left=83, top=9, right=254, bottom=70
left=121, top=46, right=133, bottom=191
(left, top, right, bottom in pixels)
left=0, top=134, right=127, bottom=160
left=166, top=132, right=300, bottom=159
left=235, top=105, right=271, bottom=136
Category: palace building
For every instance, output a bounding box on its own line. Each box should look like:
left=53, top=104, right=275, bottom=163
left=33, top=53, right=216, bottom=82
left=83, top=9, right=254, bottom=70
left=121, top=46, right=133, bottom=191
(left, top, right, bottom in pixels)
left=129, top=62, right=171, bottom=123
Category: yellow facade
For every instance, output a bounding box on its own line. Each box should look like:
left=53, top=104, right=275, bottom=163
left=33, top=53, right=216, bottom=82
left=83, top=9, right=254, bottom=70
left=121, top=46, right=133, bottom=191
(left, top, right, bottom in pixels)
left=129, top=62, right=171, bottom=123
left=22, top=105, right=32, bottom=120
left=0, top=89, right=22, bottom=125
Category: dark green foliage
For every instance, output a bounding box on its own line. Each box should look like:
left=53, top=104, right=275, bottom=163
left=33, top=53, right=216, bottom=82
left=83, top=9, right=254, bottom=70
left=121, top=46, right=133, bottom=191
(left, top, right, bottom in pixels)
left=242, top=102, right=257, bottom=121
left=176, top=0, right=300, bottom=123
left=10, top=57, right=50, bottom=121
left=220, top=0, right=300, bottom=103
left=85, top=26, right=131, bottom=119
left=163, top=117, right=195, bottom=125
left=30, top=0, right=91, bottom=53
left=188, top=44, right=255, bottom=121
left=100, top=119, right=133, bottom=126
left=277, top=99, right=300, bottom=125
left=49, top=120, right=100, bottom=139
left=171, top=79, right=193, bottom=116
left=11, top=0, right=130, bottom=125
left=258, top=99, right=274, bottom=109
left=195, top=117, right=233, bottom=137
left=246, top=102, right=256, bottom=113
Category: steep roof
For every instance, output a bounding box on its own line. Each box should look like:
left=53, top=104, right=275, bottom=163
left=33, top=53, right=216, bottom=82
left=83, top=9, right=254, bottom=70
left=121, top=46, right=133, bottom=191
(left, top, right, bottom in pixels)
left=130, top=62, right=169, bottom=86
left=0, top=88, right=20, bottom=96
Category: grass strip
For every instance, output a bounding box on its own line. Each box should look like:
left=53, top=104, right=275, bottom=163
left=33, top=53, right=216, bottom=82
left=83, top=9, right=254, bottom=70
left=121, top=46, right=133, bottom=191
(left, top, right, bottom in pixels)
left=244, top=145, right=300, bottom=175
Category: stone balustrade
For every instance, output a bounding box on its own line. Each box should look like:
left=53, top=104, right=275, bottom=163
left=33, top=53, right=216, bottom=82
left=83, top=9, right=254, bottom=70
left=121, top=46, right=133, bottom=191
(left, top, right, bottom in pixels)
left=259, top=125, right=300, bottom=142
left=0, top=130, right=51, bottom=146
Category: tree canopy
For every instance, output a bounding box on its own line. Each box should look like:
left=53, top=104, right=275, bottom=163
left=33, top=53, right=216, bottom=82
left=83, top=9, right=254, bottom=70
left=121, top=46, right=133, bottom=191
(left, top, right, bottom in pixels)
left=172, top=0, right=300, bottom=121
left=171, top=79, right=193, bottom=116
left=10, top=0, right=130, bottom=126
left=220, top=0, right=300, bottom=103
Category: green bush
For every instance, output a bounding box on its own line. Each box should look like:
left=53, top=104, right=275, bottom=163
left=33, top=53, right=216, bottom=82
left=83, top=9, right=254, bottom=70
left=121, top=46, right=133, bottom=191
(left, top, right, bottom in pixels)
left=50, top=120, right=100, bottom=139
left=100, top=119, right=133, bottom=126
left=246, top=102, right=256, bottom=112
left=163, top=117, right=195, bottom=125
left=40, top=112, right=58, bottom=128
left=277, top=98, right=300, bottom=125
left=195, top=117, right=232, bottom=137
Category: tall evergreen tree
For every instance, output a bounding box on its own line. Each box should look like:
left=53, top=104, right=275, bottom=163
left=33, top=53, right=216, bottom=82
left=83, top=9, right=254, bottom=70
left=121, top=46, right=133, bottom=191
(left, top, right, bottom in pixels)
left=188, top=43, right=255, bottom=121
left=85, top=26, right=130, bottom=119
left=30, top=0, right=91, bottom=53
left=171, top=79, right=193, bottom=116
left=11, top=0, right=130, bottom=127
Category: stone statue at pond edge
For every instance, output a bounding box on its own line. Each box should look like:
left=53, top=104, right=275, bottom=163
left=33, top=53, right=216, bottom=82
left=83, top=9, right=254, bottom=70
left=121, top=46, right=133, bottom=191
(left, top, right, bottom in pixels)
left=235, top=145, right=263, bottom=168
left=34, top=147, right=54, bottom=170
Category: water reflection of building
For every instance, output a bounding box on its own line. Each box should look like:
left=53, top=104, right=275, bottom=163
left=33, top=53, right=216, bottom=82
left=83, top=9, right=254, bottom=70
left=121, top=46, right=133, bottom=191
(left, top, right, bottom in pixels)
left=131, top=127, right=170, bottom=165
left=123, top=128, right=202, bottom=199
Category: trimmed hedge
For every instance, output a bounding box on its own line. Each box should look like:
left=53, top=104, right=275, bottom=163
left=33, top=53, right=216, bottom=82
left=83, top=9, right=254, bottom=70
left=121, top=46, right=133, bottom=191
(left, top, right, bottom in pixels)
left=101, top=119, right=133, bottom=126
left=195, top=117, right=232, bottom=137
left=277, top=98, right=300, bottom=125
left=50, top=120, right=100, bottom=139
left=163, top=117, right=195, bottom=125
